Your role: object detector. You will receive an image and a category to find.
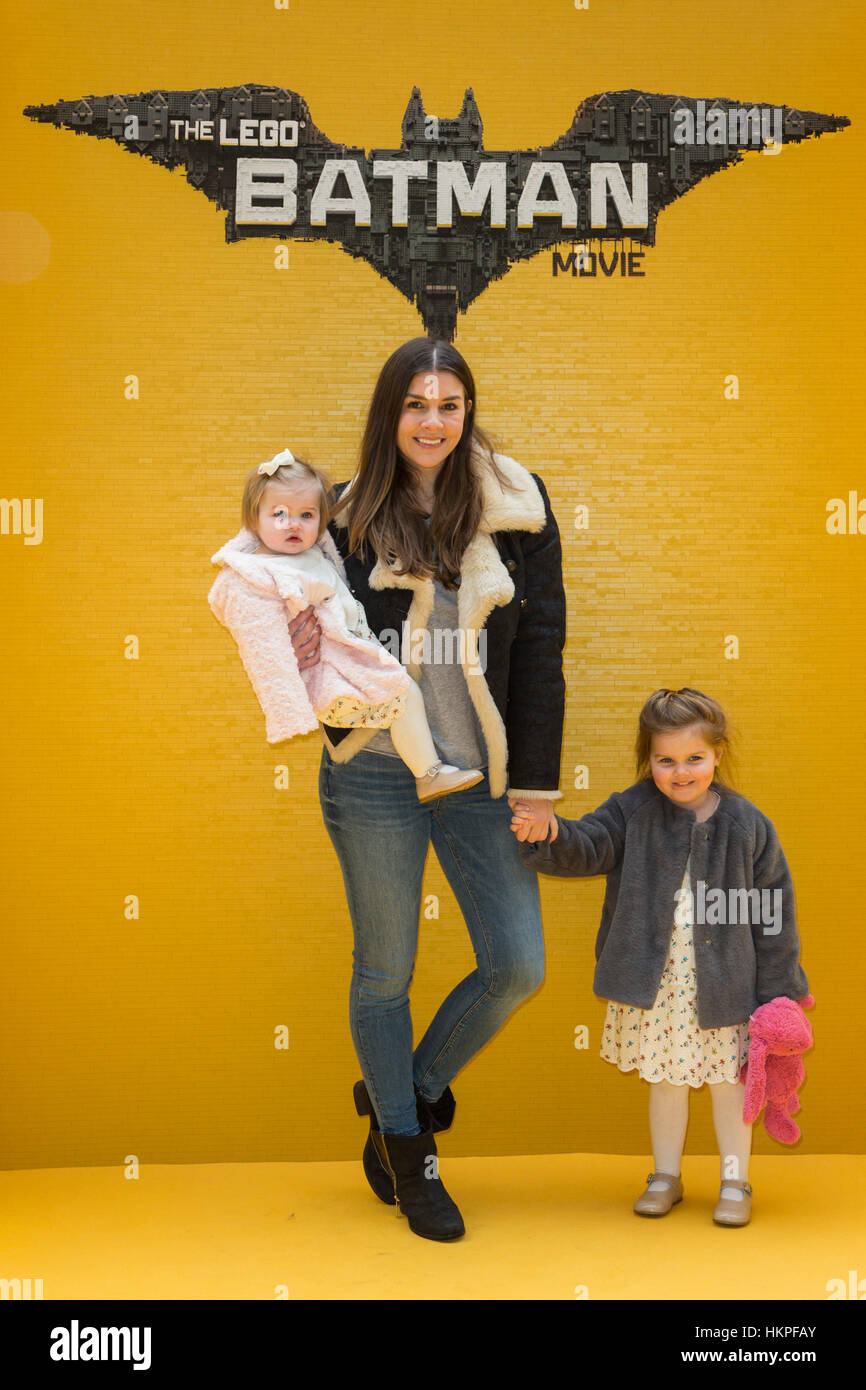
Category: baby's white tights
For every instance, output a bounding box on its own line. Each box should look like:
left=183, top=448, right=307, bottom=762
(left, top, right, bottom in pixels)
left=648, top=1079, right=752, bottom=1200
left=388, top=678, right=443, bottom=777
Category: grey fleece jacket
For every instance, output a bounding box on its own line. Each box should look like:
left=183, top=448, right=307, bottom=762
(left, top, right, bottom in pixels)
left=517, top=777, right=809, bottom=1028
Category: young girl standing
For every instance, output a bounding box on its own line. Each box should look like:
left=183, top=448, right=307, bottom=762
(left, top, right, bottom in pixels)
left=512, top=688, right=809, bottom=1227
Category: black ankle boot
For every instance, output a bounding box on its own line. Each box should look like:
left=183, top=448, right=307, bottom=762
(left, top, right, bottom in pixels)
left=353, top=1079, right=456, bottom=1205
left=417, top=1084, right=456, bottom=1133
left=353, top=1079, right=396, bottom=1205
left=371, top=1126, right=465, bottom=1241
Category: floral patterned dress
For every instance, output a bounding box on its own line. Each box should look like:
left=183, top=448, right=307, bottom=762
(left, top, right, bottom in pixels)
left=600, top=852, right=750, bottom=1086
left=318, top=689, right=407, bottom=729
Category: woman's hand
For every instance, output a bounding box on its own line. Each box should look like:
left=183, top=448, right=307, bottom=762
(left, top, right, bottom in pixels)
left=288, top=605, right=322, bottom=669
left=508, top=796, right=559, bottom=843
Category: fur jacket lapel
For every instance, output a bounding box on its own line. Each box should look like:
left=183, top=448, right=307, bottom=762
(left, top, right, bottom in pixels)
left=326, top=450, right=548, bottom=797
left=330, top=449, right=546, bottom=682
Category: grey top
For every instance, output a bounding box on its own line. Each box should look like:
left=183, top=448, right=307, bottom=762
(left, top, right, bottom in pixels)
left=364, top=517, right=486, bottom=770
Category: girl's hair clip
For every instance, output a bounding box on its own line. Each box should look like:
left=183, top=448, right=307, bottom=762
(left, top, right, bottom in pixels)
left=257, top=448, right=295, bottom=476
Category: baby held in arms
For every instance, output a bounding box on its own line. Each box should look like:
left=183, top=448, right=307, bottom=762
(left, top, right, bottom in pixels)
left=208, top=448, right=482, bottom=802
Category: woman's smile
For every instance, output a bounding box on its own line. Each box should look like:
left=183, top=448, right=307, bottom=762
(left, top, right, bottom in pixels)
left=396, top=369, right=471, bottom=475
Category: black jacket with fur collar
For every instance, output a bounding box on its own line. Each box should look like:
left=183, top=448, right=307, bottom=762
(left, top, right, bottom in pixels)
left=319, top=450, right=566, bottom=801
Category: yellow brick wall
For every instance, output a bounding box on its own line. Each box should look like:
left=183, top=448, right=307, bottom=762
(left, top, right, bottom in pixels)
left=3, top=0, right=863, bottom=1166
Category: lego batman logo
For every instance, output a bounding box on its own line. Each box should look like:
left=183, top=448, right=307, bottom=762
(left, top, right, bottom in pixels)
left=23, top=85, right=849, bottom=340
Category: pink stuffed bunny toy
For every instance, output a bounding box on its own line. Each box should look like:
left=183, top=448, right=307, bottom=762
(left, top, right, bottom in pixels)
left=740, top=993, right=814, bottom=1142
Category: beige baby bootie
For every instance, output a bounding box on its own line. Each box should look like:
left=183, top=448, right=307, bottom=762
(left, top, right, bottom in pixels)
left=415, top=762, right=483, bottom=802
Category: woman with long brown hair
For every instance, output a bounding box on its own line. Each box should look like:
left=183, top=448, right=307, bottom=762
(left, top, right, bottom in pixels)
left=289, top=337, right=566, bottom=1241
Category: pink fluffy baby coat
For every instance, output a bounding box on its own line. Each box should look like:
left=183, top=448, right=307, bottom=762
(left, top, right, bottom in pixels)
left=208, top=526, right=411, bottom=743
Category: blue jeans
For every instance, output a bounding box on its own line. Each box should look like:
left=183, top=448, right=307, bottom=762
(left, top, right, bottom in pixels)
left=318, top=746, right=545, bottom=1135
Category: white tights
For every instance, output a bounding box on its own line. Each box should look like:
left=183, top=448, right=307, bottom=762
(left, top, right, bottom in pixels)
left=387, top=679, right=441, bottom=777
left=648, top=1079, right=752, bottom=1199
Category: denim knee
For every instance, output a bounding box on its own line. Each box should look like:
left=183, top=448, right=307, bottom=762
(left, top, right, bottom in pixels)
left=352, top=958, right=415, bottom=1009
left=489, top=956, right=545, bottom=1006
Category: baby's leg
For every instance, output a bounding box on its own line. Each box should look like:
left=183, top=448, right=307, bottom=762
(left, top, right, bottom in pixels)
left=387, top=679, right=440, bottom=778
left=648, top=1080, right=689, bottom=1188
left=709, top=1080, right=752, bottom=1200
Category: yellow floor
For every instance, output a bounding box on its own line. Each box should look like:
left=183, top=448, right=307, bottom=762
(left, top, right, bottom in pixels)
left=1, top=1153, right=863, bottom=1301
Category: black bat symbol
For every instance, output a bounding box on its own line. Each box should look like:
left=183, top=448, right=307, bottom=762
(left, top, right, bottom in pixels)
left=23, top=84, right=849, bottom=339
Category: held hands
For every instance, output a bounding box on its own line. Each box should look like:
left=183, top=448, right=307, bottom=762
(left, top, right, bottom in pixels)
left=508, top=796, right=559, bottom=843
left=288, top=605, right=322, bottom=669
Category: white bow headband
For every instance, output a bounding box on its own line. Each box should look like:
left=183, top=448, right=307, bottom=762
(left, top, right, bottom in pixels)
left=257, top=448, right=295, bottom=476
